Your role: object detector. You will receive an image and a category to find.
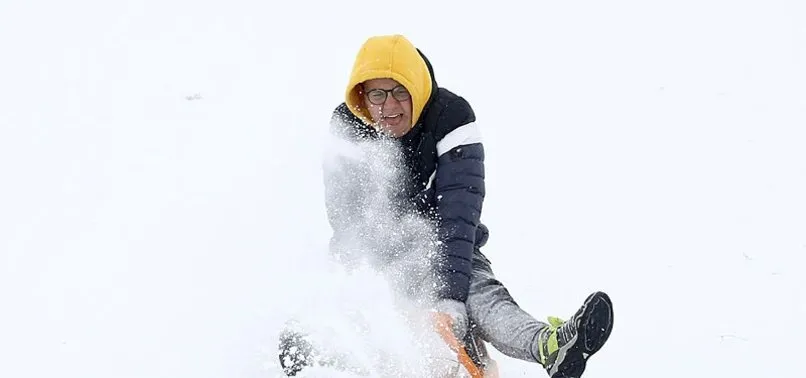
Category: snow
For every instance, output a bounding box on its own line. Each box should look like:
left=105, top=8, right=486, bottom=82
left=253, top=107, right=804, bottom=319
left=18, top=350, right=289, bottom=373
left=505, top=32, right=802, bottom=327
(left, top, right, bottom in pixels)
left=1, top=0, right=805, bottom=377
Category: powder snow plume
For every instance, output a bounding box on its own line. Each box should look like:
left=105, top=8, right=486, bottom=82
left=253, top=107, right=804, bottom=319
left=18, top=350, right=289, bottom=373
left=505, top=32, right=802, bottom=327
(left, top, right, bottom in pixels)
left=272, top=129, right=461, bottom=377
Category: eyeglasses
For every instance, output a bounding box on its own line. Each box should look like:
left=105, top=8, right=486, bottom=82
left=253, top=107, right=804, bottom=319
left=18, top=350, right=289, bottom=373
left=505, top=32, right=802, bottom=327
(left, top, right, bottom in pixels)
left=364, top=85, right=411, bottom=105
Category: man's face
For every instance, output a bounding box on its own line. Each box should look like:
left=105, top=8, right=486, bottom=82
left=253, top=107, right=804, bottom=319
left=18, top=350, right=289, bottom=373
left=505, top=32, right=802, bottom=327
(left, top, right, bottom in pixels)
left=361, top=78, right=413, bottom=137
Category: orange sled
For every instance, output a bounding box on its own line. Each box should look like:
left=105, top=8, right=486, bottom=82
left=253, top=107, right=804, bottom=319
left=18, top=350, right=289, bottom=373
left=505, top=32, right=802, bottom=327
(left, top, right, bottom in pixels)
left=279, top=315, right=501, bottom=377
left=432, top=313, right=500, bottom=378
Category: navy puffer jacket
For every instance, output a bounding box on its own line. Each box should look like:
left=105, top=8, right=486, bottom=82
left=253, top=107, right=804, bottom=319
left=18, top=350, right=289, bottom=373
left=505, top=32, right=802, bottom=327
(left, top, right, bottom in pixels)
left=325, top=39, right=488, bottom=304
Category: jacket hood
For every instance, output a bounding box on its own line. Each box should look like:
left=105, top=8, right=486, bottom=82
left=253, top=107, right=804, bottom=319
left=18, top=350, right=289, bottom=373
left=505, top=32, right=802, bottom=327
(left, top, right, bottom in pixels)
left=344, top=35, right=434, bottom=130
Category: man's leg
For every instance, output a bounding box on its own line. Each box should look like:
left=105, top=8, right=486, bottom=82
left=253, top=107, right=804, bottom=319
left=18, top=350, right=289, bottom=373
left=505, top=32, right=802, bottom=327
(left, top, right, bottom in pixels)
left=465, top=248, right=546, bottom=363
left=465, top=248, right=615, bottom=377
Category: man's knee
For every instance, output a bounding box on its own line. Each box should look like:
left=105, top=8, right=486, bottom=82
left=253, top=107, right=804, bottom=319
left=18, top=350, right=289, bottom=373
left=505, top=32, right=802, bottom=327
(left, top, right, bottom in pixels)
left=468, top=267, right=520, bottom=312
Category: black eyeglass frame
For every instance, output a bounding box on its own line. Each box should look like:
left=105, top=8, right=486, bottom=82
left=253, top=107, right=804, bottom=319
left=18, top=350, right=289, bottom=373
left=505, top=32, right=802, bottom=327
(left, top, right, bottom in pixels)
left=364, top=85, right=411, bottom=105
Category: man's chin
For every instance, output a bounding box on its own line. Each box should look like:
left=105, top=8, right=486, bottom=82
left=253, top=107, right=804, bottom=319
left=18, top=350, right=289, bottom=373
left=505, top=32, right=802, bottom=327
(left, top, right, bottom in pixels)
left=378, top=119, right=410, bottom=136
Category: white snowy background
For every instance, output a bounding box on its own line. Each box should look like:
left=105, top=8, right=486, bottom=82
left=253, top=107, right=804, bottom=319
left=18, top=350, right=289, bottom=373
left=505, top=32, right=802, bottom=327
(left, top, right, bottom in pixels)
left=1, top=0, right=805, bottom=377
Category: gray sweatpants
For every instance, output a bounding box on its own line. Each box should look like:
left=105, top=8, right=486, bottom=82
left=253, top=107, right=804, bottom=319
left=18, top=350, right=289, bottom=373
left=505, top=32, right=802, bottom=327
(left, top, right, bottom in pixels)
left=328, top=232, right=548, bottom=364
left=465, top=248, right=548, bottom=363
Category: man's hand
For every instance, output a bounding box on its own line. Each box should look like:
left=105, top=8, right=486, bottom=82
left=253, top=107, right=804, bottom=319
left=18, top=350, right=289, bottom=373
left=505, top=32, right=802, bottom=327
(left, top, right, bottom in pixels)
left=432, top=299, right=468, bottom=340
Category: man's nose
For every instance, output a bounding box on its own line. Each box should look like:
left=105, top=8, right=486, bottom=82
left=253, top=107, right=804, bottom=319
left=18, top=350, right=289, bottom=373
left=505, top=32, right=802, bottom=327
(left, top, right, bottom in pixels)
left=384, top=94, right=401, bottom=106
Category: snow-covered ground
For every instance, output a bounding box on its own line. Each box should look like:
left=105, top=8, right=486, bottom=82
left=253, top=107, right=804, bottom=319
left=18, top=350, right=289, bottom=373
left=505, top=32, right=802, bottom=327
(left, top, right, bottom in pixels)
left=1, top=1, right=805, bottom=377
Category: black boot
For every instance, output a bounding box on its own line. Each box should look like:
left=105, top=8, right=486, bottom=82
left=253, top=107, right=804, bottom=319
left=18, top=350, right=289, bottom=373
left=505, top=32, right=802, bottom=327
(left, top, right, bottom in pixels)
left=278, top=330, right=314, bottom=376
left=535, top=291, right=614, bottom=378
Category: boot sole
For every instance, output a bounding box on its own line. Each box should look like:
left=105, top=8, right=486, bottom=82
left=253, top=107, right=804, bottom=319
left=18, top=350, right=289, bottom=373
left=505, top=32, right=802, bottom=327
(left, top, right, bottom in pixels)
left=552, top=291, right=614, bottom=378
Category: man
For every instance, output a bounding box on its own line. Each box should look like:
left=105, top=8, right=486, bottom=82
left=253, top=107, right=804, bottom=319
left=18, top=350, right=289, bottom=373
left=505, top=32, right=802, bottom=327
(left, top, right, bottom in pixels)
left=283, top=34, right=614, bottom=378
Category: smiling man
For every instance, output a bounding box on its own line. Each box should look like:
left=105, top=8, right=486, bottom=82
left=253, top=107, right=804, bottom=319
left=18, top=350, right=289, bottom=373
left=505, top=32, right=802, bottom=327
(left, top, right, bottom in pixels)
left=279, top=34, right=615, bottom=378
